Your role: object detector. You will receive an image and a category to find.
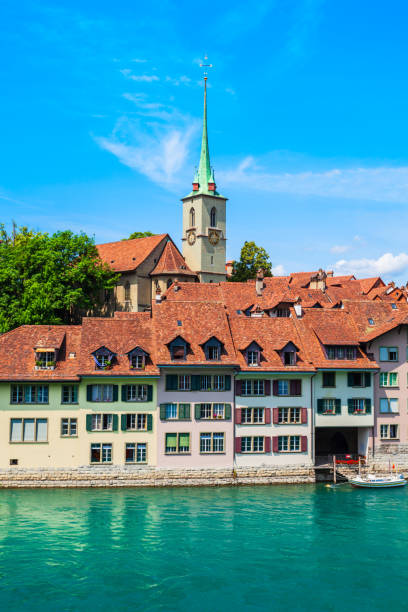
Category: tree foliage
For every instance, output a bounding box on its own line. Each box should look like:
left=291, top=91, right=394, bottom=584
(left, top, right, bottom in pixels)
left=0, top=225, right=119, bottom=332
left=228, top=241, right=272, bottom=282
left=126, top=231, right=155, bottom=240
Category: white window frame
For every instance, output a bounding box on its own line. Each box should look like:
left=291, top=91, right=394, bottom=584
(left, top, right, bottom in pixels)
left=61, top=417, right=77, bottom=437
left=200, top=432, right=225, bottom=454
left=91, top=414, right=113, bottom=431
left=178, top=375, right=191, bottom=391
left=126, top=384, right=147, bottom=402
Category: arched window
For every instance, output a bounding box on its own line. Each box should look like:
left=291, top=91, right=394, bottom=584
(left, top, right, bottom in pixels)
left=167, top=279, right=173, bottom=289
left=189, top=207, right=195, bottom=227
left=210, top=207, right=216, bottom=227
left=124, top=281, right=131, bottom=301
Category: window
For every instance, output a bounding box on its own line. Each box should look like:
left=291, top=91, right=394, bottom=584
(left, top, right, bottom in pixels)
left=247, top=351, right=259, bottom=366
left=11, top=385, right=49, bottom=404
left=199, top=404, right=212, bottom=419
left=379, top=347, right=398, bottom=362
left=380, top=372, right=398, bottom=387
left=91, top=385, right=113, bottom=402
left=278, top=408, right=300, bottom=424
left=348, top=399, right=371, bottom=414
left=94, top=352, right=113, bottom=369
left=125, top=443, right=147, bottom=463
left=178, top=375, right=191, bottom=391
left=272, top=308, right=290, bottom=318
left=10, top=418, right=48, bottom=442
left=348, top=373, right=370, bottom=387
left=126, top=385, right=147, bottom=402
left=165, top=433, right=190, bottom=453
left=379, top=398, right=399, bottom=413
left=323, top=399, right=336, bottom=414
left=380, top=424, right=398, bottom=439
left=322, top=372, right=336, bottom=387
left=126, top=414, right=147, bottom=430
left=91, top=443, right=112, bottom=463
left=124, top=281, right=131, bottom=301
left=213, top=375, right=225, bottom=391
left=61, top=418, right=77, bottom=437
left=210, top=207, right=216, bottom=227
left=241, top=436, right=264, bottom=453
left=189, top=207, right=195, bottom=227
left=391, top=303, right=397, bottom=310
left=167, top=279, right=173, bottom=289
left=241, top=380, right=265, bottom=395
left=283, top=351, right=296, bottom=365
left=278, top=380, right=289, bottom=396
left=61, top=385, right=78, bottom=404
left=200, top=432, right=225, bottom=453
left=253, top=380, right=264, bottom=395
left=327, top=346, right=357, bottom=360
left=35, top=351, right=55, bottom=369
left=130, top=354, right=145, bottom=369
left=170, top=342, right=186, bottom=360
left=368, top=318, right=374, bottom=325
left=91, top=414, right=113, bottom=431
left=200, top=375, right=212, bottom=391
left=213, top=403, right=225, bottom=419
left=165, top=404, right=178, bottom=420
left=278, top=436, right=300, bottom=452
left=241, top=407, right=265, bottom=424
left=208, top=345, right=220, bottom=360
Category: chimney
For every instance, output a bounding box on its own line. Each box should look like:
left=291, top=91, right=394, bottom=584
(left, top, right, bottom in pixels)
left=310, top=268, right=327, bottom=291
left=256, top=268, right=264, bottom=297
left=155, top=285, right=162, bottom=304
left=294, top=296, right=302, bottom=318
left=327, top=270, right=333, bottom=277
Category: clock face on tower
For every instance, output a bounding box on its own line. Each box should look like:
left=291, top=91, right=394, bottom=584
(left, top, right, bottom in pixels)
left=187, top=231, right=196, bottom=245
left=208, top=230, right=220, bottom=245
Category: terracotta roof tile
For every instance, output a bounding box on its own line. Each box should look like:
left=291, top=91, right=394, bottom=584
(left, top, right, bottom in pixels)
left=150, top=240, right=196, bottom=277
left=97, top=234, right=167, bottom=272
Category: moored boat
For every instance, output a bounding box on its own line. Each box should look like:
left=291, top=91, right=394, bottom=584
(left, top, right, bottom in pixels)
left=349, top=473, right=407, bottom=488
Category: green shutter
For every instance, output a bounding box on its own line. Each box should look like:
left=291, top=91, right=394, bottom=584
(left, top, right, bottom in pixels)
left=179, top=433, right=190, bottom=449
left=113, top=385, right=118, bottom=401
left=87, top=385, right=92, bottom=401
left=166, top=433, right=177, bottom=448
left=347, top=373, right=353, bottom=387
left=335, top=399, right=341, bottom=414
left=121, top=385, right=127, bottom=401
left=112, top=414, right=118, bottom=431
left=365, top=373, right=371, bottom=387
left=317, top=399, right=324, bottom=414
left=147, top=414, right=153, bottom=431
left=195, top=404, right=201, bottom=419
left=179, top=403, right=190, bottom=420
left=225, top=404, right=231, bottom=419
left=121, top=414, right=127, bottom=431
left=348, top=399, right=354, bottom=414
left=166, top=375, right=178, bottom=391
left=160, top=404, right=167, bottom=420
left=86, top=414, right=93, bottom=431
left=365, top=399, right=372, bottom=414
left=147, top=385, right=153, bottom=402
left=191, top=375, right=201, bottom=391
left=225, top=375, right=231, bottom=391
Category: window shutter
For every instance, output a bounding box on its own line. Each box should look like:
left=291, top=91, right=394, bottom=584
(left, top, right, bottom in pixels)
left=317, top=399, right=324, bottom=414
left=160, top=404, right=167, bottom=420
left=235, top=408, right=242, bottom=424
left=290, top=380, right=301, bottom=395
left=112, top=414, right=118, bottom=431
left=264, top=437, right=271, bottom=453
left=195, top=404, right=201, bottom=420
left=273, top=408, right=279, bottom=424
left=264, top=380, right=271, bottom=395
left=273, top=381, right=279, bottom=396
left=147, top=414, right=153, bottom=431
left=348, top=399, right=354, bottom=414
left=121, top=385, right=127, bottom=401
left=365, top=399, right=372, bottom=414
left=112, top=385, right=118, bottom=402
left=225, top=375, right=231, bottom=391
left=179, top=404, right=190, bottom=420
left=235, top=437, right=241, bottom=453
left=235, top=380, right=242, bottom=395
left=335, top=399, right=341, bottom=414
left=301, top=408, right=307, bottom=424
left=301, top=436, right=308, bottom=452
left=121, top=414, right=127, bottom=431
left=87, top=385, right=92, bottom=401
left=364, top=373, right=371, bottom=387
left=224, top=404, right=231, bottom=420
left=165, top=374, right=178, bottom=391
left=347, top=373, right=353, bottom=387
left=147, top=385, right=153, bottom=402
left=86, top=414, right=93, bottom=431
left=265, top=408, right=271, bottom=424
left=191, top=375, right=201, bottom=391
left=272, top=436, right=279, bottom=452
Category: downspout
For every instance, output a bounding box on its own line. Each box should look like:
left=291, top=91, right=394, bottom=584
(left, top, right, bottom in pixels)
left=311, top=373, right=316, bottom=465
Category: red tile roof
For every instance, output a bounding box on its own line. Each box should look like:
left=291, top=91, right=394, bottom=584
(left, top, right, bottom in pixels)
left=97, top=234, right=167, bottom=272
left=150, top=240, right=197, bottom=277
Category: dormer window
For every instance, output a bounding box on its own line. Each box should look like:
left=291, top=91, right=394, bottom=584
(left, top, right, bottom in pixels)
left=202, top=336, right=222, bottom=361
left=243, top=341, right=262, bottom=367
left=35, top=350, right=56, bottom=370
left=93, top=347, right=115, bottom=370
left=326, top=346, right=357, bottom=360
left=168, top=336, right=188, bottom=361
left=247, top=350, right=259, bottom=366
left=208, top=345, right=220, bottom=360
left=284, top=351, right=296, bottom=365
left=127, top=347, right=148, bottom=370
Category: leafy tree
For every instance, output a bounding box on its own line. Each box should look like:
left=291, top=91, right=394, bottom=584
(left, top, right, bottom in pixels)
left=0, top=225, right=119, bottom=332
left=126, top=231, right=155, bottom=240
left=228, top=241, right=272, bottom=282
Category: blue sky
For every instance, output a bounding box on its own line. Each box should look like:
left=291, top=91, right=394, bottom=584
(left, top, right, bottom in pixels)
left=2, top=0, right=408, bottom=282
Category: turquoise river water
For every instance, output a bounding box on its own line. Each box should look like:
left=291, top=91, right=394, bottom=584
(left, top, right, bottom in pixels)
left=0, top=484, right=407, bottom=611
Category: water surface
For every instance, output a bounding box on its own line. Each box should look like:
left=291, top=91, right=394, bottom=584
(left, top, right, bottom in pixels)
left=0, top=484, right=406, bottom=611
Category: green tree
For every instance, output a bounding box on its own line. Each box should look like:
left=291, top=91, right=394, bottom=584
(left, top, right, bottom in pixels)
left=0, top=225, right=119, bottom=332
left=125, top=231, right=155, bottom=240
left=229, top=241, right=272, bottom=282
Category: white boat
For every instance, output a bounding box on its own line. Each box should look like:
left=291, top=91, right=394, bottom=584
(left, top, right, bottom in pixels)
left=350, top=473, right=407, bottom=488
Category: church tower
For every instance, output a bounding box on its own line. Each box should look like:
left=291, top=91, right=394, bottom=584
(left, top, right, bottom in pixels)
left=181, top=71, right=227, bottom=283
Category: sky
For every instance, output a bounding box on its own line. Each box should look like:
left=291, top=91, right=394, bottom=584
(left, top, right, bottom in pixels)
left=2, top=0, right=408, bottom=282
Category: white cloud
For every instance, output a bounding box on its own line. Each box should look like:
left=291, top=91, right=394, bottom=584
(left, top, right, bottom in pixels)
left=220, top=157, right=408, bottom=204
left=120, top=69, right=159, bottom=82
left=330, top=245, right=349, bottom=254
left=165, top=75, right=192, bottom=86
left=131, top=58, right=148, bottom=63
left=334, top=253, right=408, bottom=277
left=273, top=264, right=285, bottom=276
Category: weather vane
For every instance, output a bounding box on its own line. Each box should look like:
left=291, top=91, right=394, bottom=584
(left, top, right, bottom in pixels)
left=200, top=55, right=213, bottom=81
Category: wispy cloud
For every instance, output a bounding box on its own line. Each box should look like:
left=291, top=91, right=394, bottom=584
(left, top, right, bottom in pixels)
left=131, top=58, right=148, bottom=63
left=120, top=69, right=159, bottom=82
left=330, top=245, right=350, bottom=254
left=334, top=253, right=408, bottom=278
left=165, top=75, right=192, bottom=86
left=220, top=157, right=408, bottom=203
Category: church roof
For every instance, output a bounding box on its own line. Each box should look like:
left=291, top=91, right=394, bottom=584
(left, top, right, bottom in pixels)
left=150, top=240, right=197, bottom=277
left=96, top=234, right=167, bottom=272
